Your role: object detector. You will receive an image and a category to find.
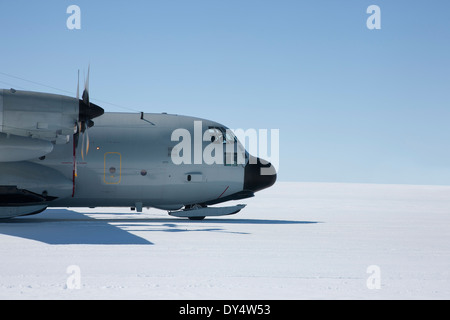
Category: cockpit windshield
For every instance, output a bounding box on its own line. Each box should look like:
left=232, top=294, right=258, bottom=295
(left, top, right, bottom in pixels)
left=207, top=126, right=236, bottom=144
left=207, top=126, right=247, bottom=166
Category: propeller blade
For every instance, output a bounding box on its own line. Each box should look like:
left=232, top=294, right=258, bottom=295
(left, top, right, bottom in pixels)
left=76, top=70, right=80, bottom=101
left=72, top=130, right=77, bottom=197
left=81, top=131, right=85, bottom=161
left=80, top=129, right=91, bottom=160
left=86, top=129, right=90, bottom=156
left=82, top=65, right=90, bottom=106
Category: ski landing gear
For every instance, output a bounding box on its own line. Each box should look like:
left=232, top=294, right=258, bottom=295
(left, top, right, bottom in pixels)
left=169, top=204, right=246, bottom=220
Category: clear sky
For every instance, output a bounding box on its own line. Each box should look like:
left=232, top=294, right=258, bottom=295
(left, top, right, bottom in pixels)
left=1, top=0, right=449, bottom=185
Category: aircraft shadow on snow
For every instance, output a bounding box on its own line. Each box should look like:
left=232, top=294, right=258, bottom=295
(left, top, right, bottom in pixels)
left=0, top=209, right=318, bottom=245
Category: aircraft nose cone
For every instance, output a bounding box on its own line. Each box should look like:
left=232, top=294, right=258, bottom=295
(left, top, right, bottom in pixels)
left=244, top=155, right=277, bottom=193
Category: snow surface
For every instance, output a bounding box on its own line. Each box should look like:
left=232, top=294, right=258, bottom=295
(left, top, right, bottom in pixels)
left=1, top=182, right=449, bottom=300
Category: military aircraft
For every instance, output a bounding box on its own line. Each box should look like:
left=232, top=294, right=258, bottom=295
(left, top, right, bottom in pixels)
left=0, top=72, right=276, bottom=220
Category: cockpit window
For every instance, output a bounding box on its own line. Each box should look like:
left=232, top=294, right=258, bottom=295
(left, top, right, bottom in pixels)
left=224, top=130, right=236, bottom=144
left=207, top=126, right=245, bottom=167
left=207, top=127, right=223, bottom=143
left=207, top=126, right=236, bottom=144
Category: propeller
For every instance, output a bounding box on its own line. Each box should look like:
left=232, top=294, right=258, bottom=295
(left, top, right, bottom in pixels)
left=80, top=67, right=90, bottom=160
left=75, top=66, right=102, bottom=157
left=72, top=66, right=104, bottom=197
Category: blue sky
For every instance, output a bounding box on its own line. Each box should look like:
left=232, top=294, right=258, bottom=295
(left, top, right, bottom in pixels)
left=1, top=1, right=449, bottom=184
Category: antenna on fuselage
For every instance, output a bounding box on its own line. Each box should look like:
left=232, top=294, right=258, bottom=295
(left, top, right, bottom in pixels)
left=139, top=112, right=155, bottom=125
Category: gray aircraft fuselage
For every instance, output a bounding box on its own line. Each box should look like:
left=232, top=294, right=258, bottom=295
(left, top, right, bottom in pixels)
left=47, top=112, right=272, bottom=209
left=0, top=89, right=276, bottom=218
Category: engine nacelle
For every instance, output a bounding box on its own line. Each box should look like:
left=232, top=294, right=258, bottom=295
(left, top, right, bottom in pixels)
left=0, top=89, right=78, bottom=143
left=0, top=162, right=72, bottom=212
left=0, top=133, right=54, bottom=162
left=0, top=205, right=47, bottom=219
